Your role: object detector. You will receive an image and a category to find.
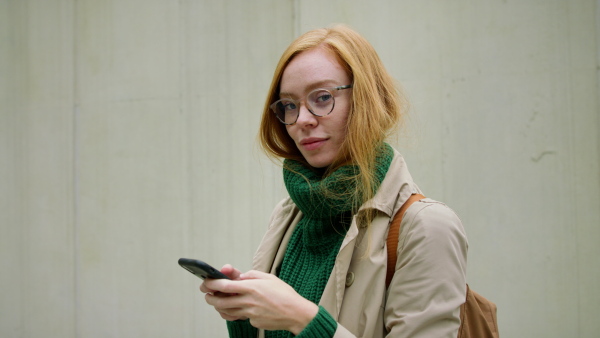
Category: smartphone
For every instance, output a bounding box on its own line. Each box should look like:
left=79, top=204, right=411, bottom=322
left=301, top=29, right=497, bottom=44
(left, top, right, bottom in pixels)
left=178, top=258, right=231, bottom=280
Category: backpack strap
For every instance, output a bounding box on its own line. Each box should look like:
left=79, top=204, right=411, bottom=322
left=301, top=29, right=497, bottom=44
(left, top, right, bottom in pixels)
left=386, top=194, right=426, bottom=288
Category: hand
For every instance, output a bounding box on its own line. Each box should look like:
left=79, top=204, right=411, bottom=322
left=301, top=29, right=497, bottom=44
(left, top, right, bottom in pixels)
left=203, top=270, right=319, bottom=335
left=200, top=264, right=242, bottom=293
left=199, top=264, right=246, bottom=320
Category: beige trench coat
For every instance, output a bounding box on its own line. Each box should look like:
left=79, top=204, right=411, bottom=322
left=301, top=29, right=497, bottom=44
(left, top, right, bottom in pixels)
left=252, top=150, right=468, bottom=338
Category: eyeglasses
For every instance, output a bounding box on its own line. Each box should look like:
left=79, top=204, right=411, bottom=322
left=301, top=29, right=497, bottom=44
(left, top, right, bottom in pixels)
left=270, top=85, right=353, bottom=125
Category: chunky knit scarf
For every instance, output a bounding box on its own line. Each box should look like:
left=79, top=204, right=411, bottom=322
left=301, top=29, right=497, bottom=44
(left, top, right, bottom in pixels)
left=264, top=144, right=394, bottom=338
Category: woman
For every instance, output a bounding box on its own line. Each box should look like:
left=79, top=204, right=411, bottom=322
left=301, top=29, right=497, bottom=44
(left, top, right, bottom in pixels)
left=201, top=24, right=468, bottom=338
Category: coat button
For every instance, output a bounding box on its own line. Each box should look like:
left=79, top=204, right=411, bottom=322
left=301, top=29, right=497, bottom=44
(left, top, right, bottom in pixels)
left=345, top=272, right=355, bottom=287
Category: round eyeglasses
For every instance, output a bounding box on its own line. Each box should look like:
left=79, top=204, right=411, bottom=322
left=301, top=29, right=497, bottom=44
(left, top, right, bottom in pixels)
left=270, top=85, right=353, bottom=125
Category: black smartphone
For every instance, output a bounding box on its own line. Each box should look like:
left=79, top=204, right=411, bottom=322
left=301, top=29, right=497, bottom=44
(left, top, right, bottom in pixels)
left=178, top=258, right=231, bottom=280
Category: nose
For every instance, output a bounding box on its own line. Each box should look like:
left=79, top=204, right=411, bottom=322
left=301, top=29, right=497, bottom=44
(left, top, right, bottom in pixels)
left=295, top=102, right=318, bottom=127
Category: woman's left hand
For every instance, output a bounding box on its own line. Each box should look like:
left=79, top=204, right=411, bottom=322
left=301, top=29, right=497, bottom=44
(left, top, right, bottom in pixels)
left=203, top=270, right=319, bottom=335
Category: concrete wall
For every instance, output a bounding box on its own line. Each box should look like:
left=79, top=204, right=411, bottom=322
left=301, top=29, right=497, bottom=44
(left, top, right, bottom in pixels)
left=1, top=0, right=598, bottom=337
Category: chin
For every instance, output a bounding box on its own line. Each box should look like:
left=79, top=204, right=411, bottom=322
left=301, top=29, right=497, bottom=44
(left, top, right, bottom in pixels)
left=308, top=163, right=328, bottom=169
left=305, top=156, right=334, bottom=169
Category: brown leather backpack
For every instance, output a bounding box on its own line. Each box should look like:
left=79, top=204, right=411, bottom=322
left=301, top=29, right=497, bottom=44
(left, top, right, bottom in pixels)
left=386, top=194, right=499, bottom=338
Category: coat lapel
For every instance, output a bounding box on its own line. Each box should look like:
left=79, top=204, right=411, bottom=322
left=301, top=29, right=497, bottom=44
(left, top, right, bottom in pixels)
left=319, top=215, right=362, bottom=319
left=252, top=199, right=302, bottom=274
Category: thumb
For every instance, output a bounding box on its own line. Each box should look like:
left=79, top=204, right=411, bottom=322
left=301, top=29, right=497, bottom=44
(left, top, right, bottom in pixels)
left=239, top=270, right=275, bottom=280
left=220, top=264, right=242, bottom=280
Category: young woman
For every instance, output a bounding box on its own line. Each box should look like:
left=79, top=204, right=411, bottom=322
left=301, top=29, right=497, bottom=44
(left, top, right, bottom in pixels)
left=201, top=25, right=468, bottom=338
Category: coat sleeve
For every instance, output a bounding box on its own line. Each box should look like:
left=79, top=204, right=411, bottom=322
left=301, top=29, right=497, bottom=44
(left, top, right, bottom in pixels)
left=384, top=200, right=468, bottom=337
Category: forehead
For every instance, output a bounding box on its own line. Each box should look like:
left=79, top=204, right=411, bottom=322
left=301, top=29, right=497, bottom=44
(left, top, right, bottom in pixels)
left=279, top=47, right=350, bottom=94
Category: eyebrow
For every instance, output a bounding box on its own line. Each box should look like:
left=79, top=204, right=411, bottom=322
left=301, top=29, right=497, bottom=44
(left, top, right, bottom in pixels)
left=278, top=79, right=340, bottom=98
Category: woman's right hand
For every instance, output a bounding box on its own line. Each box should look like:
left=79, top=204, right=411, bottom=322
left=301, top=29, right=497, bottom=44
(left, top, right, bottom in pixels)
left=202, top=270, right=319, bottom=334
left=199, top=264, right=247, bottom=321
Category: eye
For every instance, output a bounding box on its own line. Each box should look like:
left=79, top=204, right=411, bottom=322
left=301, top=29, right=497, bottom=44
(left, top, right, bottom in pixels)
left=314, top=91, right=333, bottom=104
left=280, top=100, right=297, bottom=112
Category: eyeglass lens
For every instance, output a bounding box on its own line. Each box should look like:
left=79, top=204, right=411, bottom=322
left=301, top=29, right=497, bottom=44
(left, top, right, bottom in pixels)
left=273, top=88, right=335, bottom=125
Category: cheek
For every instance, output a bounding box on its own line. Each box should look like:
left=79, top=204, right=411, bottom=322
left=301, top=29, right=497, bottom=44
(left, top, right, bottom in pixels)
left=284, top=125, right=299, bottom=143
left=285, top=125, right=293, bottom=137
left=337, top=122, right=349, bottom=142
left=335, top=108, right=350, bottom=135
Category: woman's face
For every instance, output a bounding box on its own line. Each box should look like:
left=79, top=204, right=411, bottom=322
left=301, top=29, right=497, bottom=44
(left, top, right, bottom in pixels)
left=279, top=47, right=352, bottom=168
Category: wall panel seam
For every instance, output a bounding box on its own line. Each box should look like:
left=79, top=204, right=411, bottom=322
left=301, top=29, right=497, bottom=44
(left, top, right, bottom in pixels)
left=71, top=0, right=80, bottom=336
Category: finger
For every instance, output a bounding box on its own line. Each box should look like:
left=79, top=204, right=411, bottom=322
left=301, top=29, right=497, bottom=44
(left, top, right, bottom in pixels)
left=204, top=291, right=225, bottom=307
left=204, top=278, right=249, bottom=295
left=200, top=281, right=215, bottom=294
left=219, top=312, right=246, bottom=322
left=212, top=302, right=249, bottom=321
left=239, top=270, right=277, bottom=280
left=205, top=292, right=245, bottom=313
left=220, top=264, right=243, bottom=280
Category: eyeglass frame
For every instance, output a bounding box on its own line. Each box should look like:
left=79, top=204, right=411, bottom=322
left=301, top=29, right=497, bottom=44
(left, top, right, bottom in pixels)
left=270, top=84, right=353, bottom=125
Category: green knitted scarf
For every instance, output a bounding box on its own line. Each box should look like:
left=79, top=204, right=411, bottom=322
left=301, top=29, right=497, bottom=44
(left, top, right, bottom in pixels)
left=264, top=144, right=394, bottom=338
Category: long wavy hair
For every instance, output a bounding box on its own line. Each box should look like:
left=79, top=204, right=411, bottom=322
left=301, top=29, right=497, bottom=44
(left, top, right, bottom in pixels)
left=259, top=24, right=406, bottom=218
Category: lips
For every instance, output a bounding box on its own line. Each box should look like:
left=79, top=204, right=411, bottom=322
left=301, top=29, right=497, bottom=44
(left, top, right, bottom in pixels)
left=300, top=137, right=327, bottom=151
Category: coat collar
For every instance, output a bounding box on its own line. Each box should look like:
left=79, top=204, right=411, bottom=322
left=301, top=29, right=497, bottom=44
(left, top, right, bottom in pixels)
left=358, top=148, right=420, bottom=218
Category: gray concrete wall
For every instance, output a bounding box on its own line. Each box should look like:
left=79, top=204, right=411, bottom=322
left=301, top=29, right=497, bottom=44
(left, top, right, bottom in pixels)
left=1, top=1, right=598, bottom=337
